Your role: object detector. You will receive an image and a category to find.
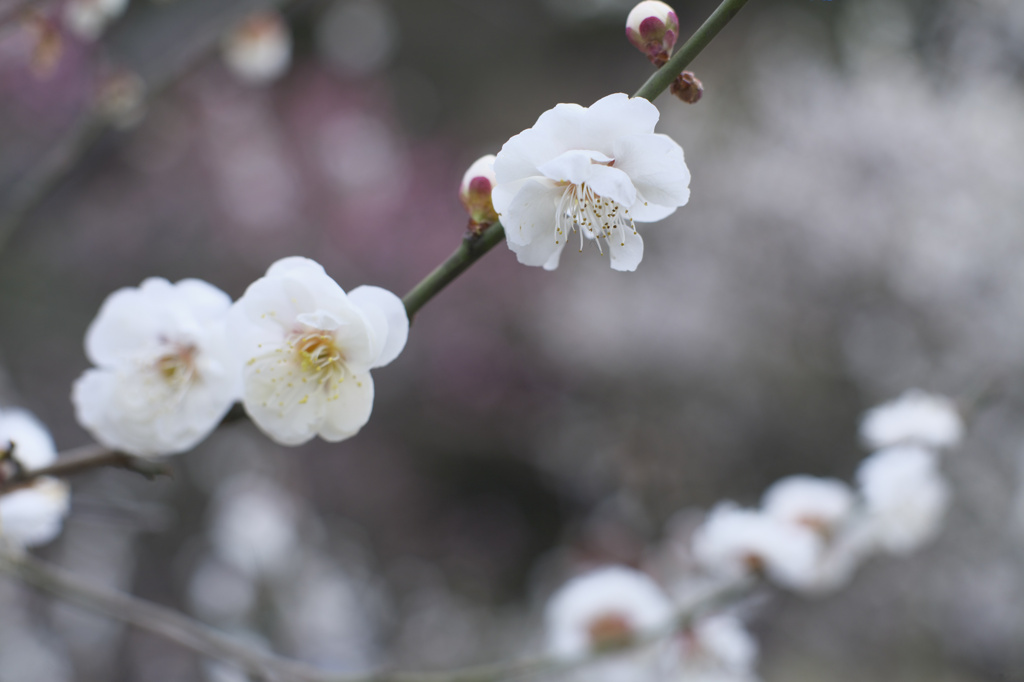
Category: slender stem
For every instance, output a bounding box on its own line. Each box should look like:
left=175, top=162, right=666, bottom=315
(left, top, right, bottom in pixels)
left=402, top=222, right=506, bottom=320
left=634, top=0, right=751, bottom=101
left=0, top=405, right=246, bottom=494
left=0, top=544, right=754, bottom=682
left=0, top=444, right=170, bottom=494
left=400, top=0, right=750, bottom=318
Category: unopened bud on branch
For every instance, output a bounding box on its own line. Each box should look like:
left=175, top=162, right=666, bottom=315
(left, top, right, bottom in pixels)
left=671, top=70, right=703, bottom=104
left=625, top=1, right=679, bottom=65
left=459, top=154, right=498, bottom=232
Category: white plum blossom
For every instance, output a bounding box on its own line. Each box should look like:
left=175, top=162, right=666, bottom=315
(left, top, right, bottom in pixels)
left=222, top=11, right=292, bottom=85
left=492, top=93, right=690, bottom=272
left=859, top=389, right=963, bottom=451
left=761, top=475, right=855, bottom=537
left=691, top=503, right=823, bottom=592
left=72, top=278, right=241, bottom=458
left=228, top=257, right=408, bottom=446
left=546, top=565, right=674, bottom=659
left=856, top=445, right=951, bottom=555
left=64, top=0, right=128, bottom=40
left=0, top=409, right=70, bottom=547
left=665, top=613, right=759, bottom=682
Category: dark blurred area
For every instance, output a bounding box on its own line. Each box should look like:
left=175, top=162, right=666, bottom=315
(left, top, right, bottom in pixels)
left=1, top=0, right=1024, bottom=679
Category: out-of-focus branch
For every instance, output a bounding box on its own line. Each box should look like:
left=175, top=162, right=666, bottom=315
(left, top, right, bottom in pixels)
left=0, top=0, right=303, bottom=252
left=0, top=544, right=754, bottom=682
left=0, top=0, right=36, bottom=26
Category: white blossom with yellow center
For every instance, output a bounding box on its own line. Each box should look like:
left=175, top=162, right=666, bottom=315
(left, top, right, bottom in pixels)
left=73, top=278, right=241, bottom=457
left=228, top=257, right=408, bottom=446
left=492, top=93, right=690, bottom=271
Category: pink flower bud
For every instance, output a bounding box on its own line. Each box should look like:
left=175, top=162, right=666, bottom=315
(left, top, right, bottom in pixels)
left=459, top=154, right=498, bottom=231
left=625, top=1, right=679, bottom=64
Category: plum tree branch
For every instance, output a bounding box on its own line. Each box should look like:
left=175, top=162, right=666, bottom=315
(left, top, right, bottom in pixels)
left=0, top=544, right=754, bottom=682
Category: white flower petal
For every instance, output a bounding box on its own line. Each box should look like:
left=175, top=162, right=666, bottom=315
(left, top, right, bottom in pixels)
left=348, top=285, right=409, bottom=368
left=607, top=227, right=644, bottom=272
left=856, top=445, right=950, bottom=554
left=613, top=133, right=690, bottom=213
left=319, top=371, right=375, bottom=440
left=509, top=231, right=567, bottom=270
left=495, top=177, right=563, bottom=247
left=859, top=390, right=963, bottom=450
left=0, top=477, right=70, bottom=547
left=537, top=149, right=614, bottom=185
left=586, top=165, right=638, bottom=209
left=0, top=409, right=56, bottom=470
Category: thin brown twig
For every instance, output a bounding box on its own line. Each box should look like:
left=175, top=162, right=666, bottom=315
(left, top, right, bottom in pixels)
left=0, top=443, right=170, bottom=494
left=0, top=404, right=246, bottom=493
left=0, top=544, right=755, bottom=682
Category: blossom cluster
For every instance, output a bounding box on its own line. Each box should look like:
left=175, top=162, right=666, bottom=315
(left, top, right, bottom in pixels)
left=542, top=390, right=963, bottom=681
left=72, top=256, right=408, bottom=456
left=691, top=389, right=961, bottom=594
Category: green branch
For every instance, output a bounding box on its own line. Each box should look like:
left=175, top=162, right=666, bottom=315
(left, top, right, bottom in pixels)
left=400, top=0, right=751, bottom=317
left=402, top=222, right=506, bottom=320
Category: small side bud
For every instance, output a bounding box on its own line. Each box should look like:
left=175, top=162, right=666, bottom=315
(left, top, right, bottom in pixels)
left=96, top=69, right=146, bottom=129
left=625, top=1, right=679, bottom=66
left=671, top=70, right=703, bottom=104
left=459, top=154, right=498, bottom=233
left=222, top=11, right=292, bottom=85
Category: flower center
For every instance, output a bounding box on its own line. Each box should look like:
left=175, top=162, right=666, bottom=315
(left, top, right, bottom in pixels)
left=294, top=332, right=345, bottom=376
left=554, top=182, right=637, bottom=253
left=154, top=345, right=198, bottom=390
left=586, top=611, right=636, bottom=652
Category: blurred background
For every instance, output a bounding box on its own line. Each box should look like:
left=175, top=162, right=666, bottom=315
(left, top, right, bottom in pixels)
left=1, top=0, right=1024, bottom=679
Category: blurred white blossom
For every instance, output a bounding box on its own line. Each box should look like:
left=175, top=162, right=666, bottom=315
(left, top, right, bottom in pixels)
left=63, top=0, right=128, bottom=41
left=691, top=503, right=822, bottom=591
left=72, top=278, right=241, bottom=457
left=222, top=11, right=292, bottom=85
left=228, top=257, right=408, bottom=446
left=859, top=389, right=964, bottom=451
left=761, top=475, right=855, bottom=537
left=0, top=409, right=69, bottom=547
left=209, top=474, right=299, bottom=577
left=492, top=93, right=690, bottom=272
left=856, top=445, right=951, bottom=554
left=665, top=614, right=759, bottom=682
left=545, top=565, right=674, bottom=658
